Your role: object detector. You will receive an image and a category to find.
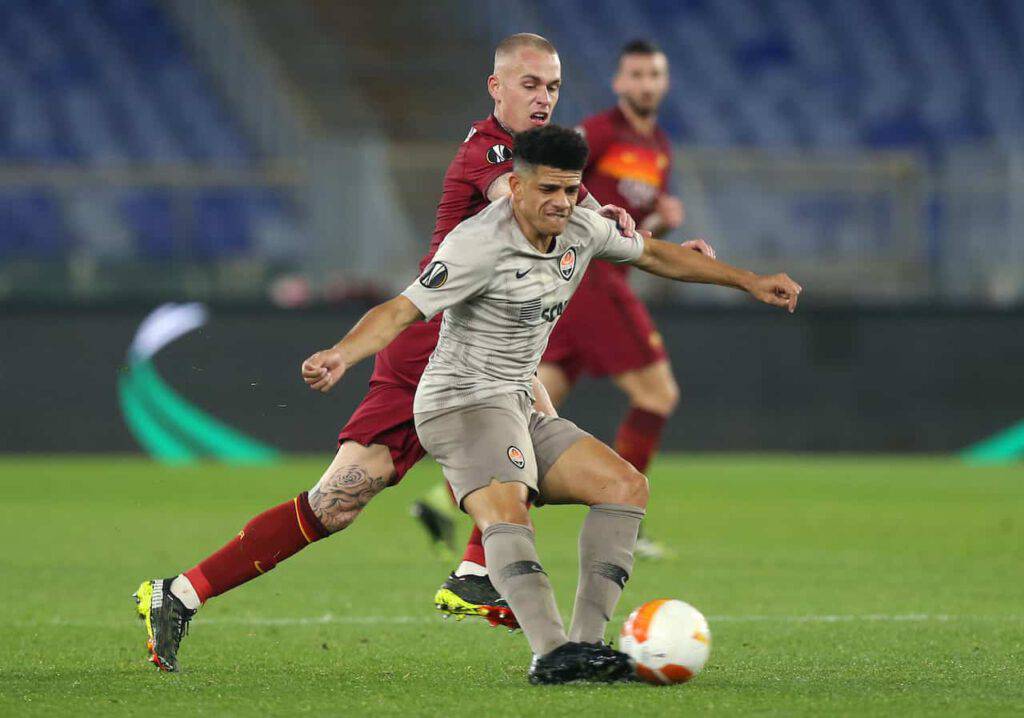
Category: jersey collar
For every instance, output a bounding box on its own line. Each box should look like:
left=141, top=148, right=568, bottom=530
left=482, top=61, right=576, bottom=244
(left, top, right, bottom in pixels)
left=491, top=114, right=515, bottom=139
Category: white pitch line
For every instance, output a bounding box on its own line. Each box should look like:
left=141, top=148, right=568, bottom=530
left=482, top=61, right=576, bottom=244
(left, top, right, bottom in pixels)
left=8, top=613, right=1024, bottom=629
left=710, top=613, right=957, bottom=623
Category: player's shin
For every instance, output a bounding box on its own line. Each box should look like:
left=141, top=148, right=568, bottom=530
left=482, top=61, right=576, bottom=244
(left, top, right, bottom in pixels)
left=180, top=491, right=330, bottom=605
left=482, top=523, right=567, bottom=655
left=568, top=503, right=645, bottom=643
left=614, top=407, right=667, bottom=475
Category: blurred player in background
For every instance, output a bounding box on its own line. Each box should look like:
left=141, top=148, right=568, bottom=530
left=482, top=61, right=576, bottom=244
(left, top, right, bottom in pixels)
left=541, top=39, right=709, bottom=558
left=132, top=33, right=637, bottom=671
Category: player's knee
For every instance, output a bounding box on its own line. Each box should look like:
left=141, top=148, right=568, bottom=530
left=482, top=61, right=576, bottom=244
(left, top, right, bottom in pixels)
left=603, top=464, right=649, bottom=508
left=622, top=374, right=679, bottom=417
left=644, top=375, right=680, bottom=416
left=659, top=377, right=681, bottom=414
left=481, top=488, right=531, bottom=528
left=463, top=480, right=531, bottom=529
left=491, top=502, right=531, bottom=527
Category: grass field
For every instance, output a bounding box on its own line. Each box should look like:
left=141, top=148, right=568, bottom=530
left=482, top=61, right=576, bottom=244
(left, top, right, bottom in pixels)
left=1, top=454, right=1022, bottom=716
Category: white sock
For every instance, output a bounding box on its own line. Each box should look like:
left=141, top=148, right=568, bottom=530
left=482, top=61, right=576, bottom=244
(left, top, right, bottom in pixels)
left=169, top=574, right=202, bottom=611
left=455, top=560, right=488, bottom=577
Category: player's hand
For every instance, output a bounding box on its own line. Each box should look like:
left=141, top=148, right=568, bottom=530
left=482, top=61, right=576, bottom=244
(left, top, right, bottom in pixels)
left=301, top=348, right=347, bottom=393
left=746, top=273, right=802, bottom=313
left=655, top=195, right=685, bottom=229
left=598, top=204, right=636, bottom=237
left=681, top=238, right=716, bottom=259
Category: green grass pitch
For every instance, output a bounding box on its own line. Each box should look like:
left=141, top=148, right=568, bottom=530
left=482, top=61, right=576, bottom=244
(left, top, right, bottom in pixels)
left=1, top=454, right=1021, bottom=715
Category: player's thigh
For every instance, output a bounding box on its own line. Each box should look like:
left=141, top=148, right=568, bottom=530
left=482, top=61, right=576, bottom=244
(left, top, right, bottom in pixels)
left=308, top=441, right=396, bottom=532
left=538, top=362, right=573, bottom=408
left=538, top=435, right=649, bottom=508
left=612, top=358, right=680, bottom=416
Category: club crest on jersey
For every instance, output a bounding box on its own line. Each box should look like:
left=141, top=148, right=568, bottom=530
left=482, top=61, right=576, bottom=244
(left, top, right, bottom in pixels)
left=507, top=445, right=526, bottom=469
left=487, top=144, right=512, bottom=164
left=559, top=247, right=577, bottom=280
left=419, top=261, right=448, bottom=289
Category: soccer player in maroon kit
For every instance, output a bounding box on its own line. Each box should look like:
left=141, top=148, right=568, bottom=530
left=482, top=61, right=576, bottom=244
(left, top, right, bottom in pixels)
left=540, top=39, right=707, bottom=558
left=132, top=33, right=638, bottom=671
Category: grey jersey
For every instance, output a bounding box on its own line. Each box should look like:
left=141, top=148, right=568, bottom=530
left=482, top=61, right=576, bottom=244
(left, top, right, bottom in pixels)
left=402, top=197, right=644, bottom=413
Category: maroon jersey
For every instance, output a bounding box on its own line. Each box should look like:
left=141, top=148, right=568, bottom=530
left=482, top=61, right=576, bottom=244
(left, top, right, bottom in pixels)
left=420, top=115, right=590, bottom=271
left=342, top=115, right=600, bottom=476
left=376, top=114, right=591, bottom=387
left=578, top=106, right=672, bottom=227
left=542, top=108, right=673, bottom=378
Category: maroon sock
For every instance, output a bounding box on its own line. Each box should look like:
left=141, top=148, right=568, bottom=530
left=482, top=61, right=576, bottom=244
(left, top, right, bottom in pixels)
left=183, top=491, right=329, bottom=603
left=614, top=407, right=668, bottom=474
left=462, top=525, right=486, bottom=566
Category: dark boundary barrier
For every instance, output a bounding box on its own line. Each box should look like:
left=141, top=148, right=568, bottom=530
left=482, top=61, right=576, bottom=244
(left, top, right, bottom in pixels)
left=2, top=303, right=1022, bottom=453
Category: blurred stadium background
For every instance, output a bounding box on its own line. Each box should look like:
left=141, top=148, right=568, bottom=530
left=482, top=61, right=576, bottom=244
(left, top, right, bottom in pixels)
left=1, top=0, right=1023, bottom=456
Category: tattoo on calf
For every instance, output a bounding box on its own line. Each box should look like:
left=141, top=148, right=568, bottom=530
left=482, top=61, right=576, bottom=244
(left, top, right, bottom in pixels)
left=309, top=465, right=387, bottom=532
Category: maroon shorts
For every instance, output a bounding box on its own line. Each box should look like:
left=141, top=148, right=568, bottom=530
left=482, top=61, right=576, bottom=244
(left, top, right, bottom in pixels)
left=336, top=319, right=441, bottom=483
left=543, top=261, right=667, bottom=384
left=337, top=381, right=426, bottom=483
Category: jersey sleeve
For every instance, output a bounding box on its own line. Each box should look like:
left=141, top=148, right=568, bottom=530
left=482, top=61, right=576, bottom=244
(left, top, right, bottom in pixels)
left=591, top=212, right=645, bottom=264
left=401, top=229, right=494, bottom=320
left=463, top=135, right=513, bottom=198
left=578, top=182, right=591, bottom=205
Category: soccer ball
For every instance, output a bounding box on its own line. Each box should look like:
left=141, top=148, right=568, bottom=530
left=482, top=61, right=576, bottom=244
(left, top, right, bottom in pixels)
left=619, top=599, right=711, bottom=685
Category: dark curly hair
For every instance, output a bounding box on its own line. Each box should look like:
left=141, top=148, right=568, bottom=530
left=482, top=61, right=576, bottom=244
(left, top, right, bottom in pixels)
left=513, top=125, right=589, bottom=173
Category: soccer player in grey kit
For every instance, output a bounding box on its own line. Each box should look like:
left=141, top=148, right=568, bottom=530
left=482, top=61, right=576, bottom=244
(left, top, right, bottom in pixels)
left=302, top=125, right=801, bottom=684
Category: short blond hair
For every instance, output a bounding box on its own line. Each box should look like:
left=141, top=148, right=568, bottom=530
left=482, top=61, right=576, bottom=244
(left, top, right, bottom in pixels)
left=494, top=33, right=557, bottom=72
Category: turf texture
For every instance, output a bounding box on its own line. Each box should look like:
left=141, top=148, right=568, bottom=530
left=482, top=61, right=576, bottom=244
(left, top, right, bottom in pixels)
left=1, top=455, right=1021, bottom=715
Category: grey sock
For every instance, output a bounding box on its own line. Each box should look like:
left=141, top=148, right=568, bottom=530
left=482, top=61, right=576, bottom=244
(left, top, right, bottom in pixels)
left=568, top=503, right=646, bottom=643
left=482, top=522, right=567, bottom=656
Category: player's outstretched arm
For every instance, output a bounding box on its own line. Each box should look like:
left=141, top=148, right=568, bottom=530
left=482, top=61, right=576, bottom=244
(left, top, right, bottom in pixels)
left=632, top=236, right=802, bottom=313
left=301, top=296, right=422, bottom=393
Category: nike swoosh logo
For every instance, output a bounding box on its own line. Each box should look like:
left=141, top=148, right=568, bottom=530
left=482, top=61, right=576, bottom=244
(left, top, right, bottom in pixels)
left=515, top=268, right=532, bottom=278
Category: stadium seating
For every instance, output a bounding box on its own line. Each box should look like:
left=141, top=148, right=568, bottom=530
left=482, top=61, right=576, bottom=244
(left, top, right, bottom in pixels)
left=0, top=0, right=295, bottom=261
left=3, top=0, right=1020, bottom=277
left=529, top=0, right=1024, bottom=151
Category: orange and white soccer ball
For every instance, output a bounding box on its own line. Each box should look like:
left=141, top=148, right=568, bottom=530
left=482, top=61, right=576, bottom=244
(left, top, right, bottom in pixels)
left=620, top=599, right=711, bottom=685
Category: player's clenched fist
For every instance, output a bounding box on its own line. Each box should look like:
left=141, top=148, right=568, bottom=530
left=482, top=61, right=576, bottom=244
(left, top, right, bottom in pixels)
left=655, top=194, right=685, bottom=229
left=301, top=348, right=347, bottom=393
left=746, top=273, right=802, bottom=313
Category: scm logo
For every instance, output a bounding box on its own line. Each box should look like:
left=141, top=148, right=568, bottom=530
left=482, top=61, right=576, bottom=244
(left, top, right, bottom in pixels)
left=541, top=300, right=568, bottom=323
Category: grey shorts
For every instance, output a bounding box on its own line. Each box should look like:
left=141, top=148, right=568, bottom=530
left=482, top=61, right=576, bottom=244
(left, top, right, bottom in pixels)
left=414, top=392, right=591, bottom=508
